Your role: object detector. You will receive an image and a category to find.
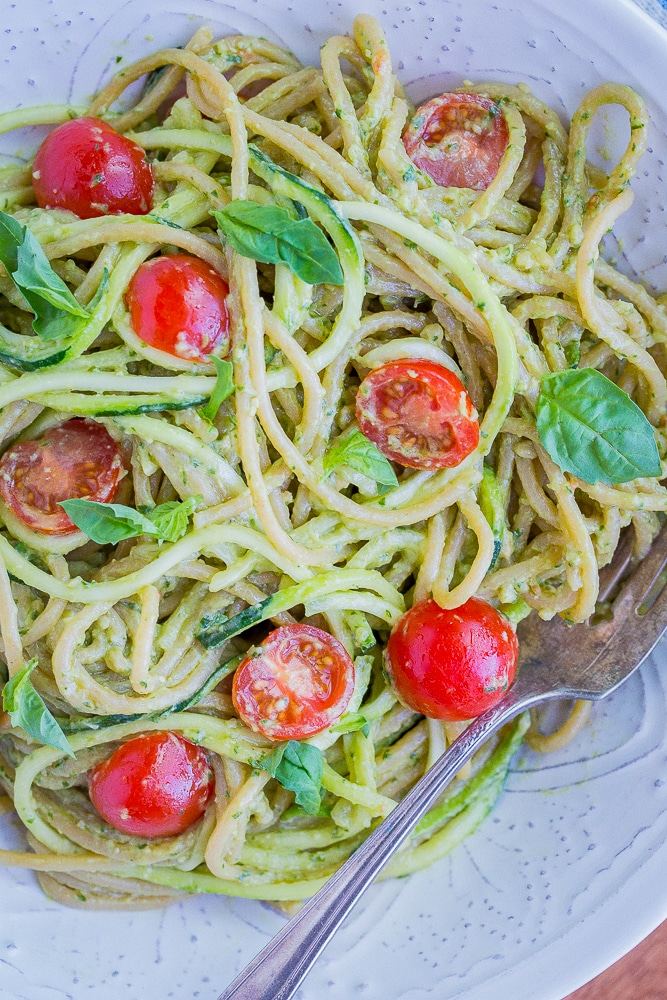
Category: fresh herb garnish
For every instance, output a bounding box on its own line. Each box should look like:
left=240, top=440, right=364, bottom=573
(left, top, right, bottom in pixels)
left=0, top=209, right=90, bottom=339
left=257, top=740, right=323, bottom=815
left=2, top=659, right=74, bottom=757
left=323, top=428, right=398, bottom=489
left=536, top=367, right=661, bottom=484
left=59, top=496, right=200, bottom=545
left=213, top=201, right=343, bottom=286
left=144, top=496, right=200, bottom=542
left=200, top=355, right=234, bottom=423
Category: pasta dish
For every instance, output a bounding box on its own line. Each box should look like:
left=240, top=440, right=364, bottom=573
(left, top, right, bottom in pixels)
left=0, top=14, right=664, bottom=910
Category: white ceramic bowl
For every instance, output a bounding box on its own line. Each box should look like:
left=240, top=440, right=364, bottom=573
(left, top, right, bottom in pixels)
left=1, top=1, right=667, bottom=998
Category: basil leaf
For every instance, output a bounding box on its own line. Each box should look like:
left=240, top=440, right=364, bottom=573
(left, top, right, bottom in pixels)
left=145, top=495, right=200, bottom=542
left=59, top=499, right=156, bottom=544
left=215, top=203, right=285, bottom=262
left=323, top=428, right=398, bottom=488
left=59, top=497, right=199, bottom=544
left=536, top=368, right=662, bottom=484
left=200, top=356, right=234, bottom=423
left=29, top=300, right=91, bottom=341
left=0, top=210, right=23, bottom=271
left=13, top=233, right=90, bottom=316
left=330, top=711, right=371, bottom=738
left=257, top=740, right=323, bottom=815
left=0, top=209, right=90, bottom=338
left=213, top=201, right=343, bottom=286
left=2, top=659, right=75, bottom=757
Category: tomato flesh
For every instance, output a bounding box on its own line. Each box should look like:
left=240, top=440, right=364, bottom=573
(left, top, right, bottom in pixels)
left=356, top=359, right=479, bottom=470
left=33, top=116, right=153, bottom=219
left=126, top=254, right=231, bottom=361
left=403, top=93, right=509, bottom=190
left=232, top=624, right=355, bottom=740
left=0, top=419, right=125, bottom=535
left=88, top=732, right=214, bottom=839
left=385, top=597, right=518, bottom=721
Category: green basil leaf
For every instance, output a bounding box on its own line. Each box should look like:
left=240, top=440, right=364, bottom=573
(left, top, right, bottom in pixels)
left=330, top=711, right=371, bottom=737
left=0, top=210, right=23, bottom=271
left=145, top=495, right=200, bottom=542
left=200, top=356, right=234, bottom=423
left=59, top=499, right=156, bottom=544
left=213, top=201, right=343, bottom=286
left=257, top=740, right=323, bottom=815
left=2, top=659, right=75, bottom=757
left=0, top=209, right=90, bottom=338
left=323, top=428, right=398, bottom=488
left=60, top=496, right=199, bottom=544
left=13, top=232, right=90, bottom=316
left=536, top=368, right=662, bottom=484
left=28, top=299, right=92, bottom=341
left=216, top=203, right=285, bottom=262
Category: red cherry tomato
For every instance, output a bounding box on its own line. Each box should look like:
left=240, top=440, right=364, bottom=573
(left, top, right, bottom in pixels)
left=356, top=359, right=479, bottom=470
left=88, top=732, right=214, bottom=839
left=126, top=254, right=231, bottom=361
left=232, top=624, right=355, bottom=740
left=385, top=597, right=518, bottom=721
left=403, top=93, right=509, bottom=190
left=33, top=116, right=153, bottom=219
left=0, top=418, right=125, bottom=535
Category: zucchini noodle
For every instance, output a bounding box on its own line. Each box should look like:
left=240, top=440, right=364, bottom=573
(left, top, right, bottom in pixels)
left=0, top=14, right=665, bottom=911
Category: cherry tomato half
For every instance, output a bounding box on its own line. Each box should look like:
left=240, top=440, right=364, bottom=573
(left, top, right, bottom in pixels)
left=356, top=359, right=479, bottom=470
left=232, top=624, right=355, bottom=740
left=33, top=116, right=153, bottom=219
left=0, top=418, right=125, bottom=535
left=403, top=93, right=509, bottom=190
left=126, top=254, right=231, bottom=361
left=385, top=597, right=518, bottom=721
left=88, top=732, right=214, bottom=839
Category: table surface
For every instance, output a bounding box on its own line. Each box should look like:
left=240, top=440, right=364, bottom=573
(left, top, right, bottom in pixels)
left=565, top=919, right=667, bottom=999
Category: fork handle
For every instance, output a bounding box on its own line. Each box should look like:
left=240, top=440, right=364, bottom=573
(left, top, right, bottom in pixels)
left=217, top=691, right=530, bottom=1000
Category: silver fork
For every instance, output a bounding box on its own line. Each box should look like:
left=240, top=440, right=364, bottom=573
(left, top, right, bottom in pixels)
left=217, top=525, right=667, bottom=1000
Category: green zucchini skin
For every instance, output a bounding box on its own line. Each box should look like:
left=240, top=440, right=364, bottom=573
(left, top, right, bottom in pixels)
left=0, top=343, right=69, bottom=371
left=52, top=394, right=210, bottom=417
left=63, top=655, right=243, bottom=734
